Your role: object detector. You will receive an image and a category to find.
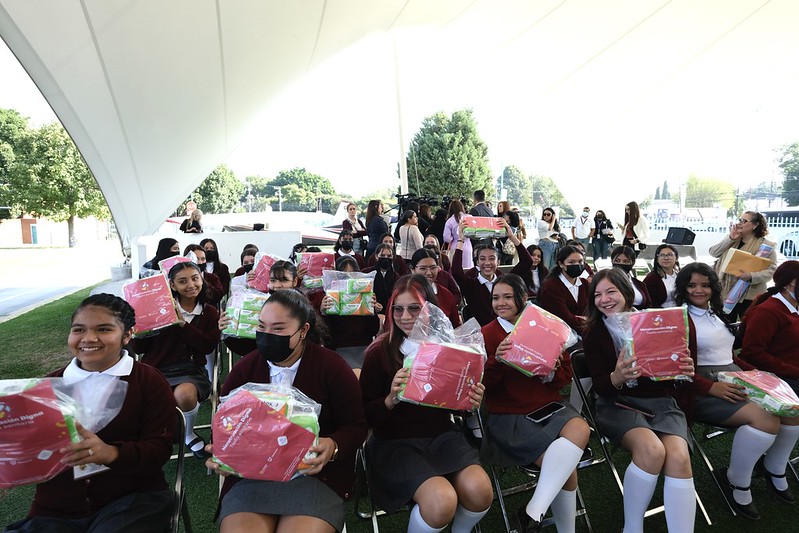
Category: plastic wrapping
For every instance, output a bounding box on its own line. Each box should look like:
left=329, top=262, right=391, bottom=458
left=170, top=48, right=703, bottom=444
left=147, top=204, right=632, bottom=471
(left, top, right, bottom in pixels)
left=604, top=306, right=692, bottom=381
left=212, top=383, right=321, bottom=482
left=0, top=377, right=127, bottom=488
left=723, top=243, right=774, bottom=314
left=499, top=303, right=578, bottom=377
left=322, top=270, right=376, bottom=315
left=297, top=252, right=336, bottom=289
left=718, top=370, right=799, bottom=417
left=222, top=289, right=270, bottom=339
left=398, top=303, right=486, bottom=410
left=123, top=273, right=180, bottom=335
left=249, top=253, right=284, bottom=293
left=158, top=255, right=190, bottom=273
left=462, top=215, right=505, bottom=239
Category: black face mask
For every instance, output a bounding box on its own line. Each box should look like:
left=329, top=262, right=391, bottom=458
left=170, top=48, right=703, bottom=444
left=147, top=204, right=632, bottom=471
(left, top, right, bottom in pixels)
left=614, top=263, right=633, bottom=274
left=424, top=244, right=439, bottom=254
left=197, top=262, right=207, bottom=272
left=565, top=264, right=584, bottom=278
left=256, top=329, right=300, bottom=363
left=204, top=250, right=218, bottom=263
left=341, top=240, right=354, bottom=250
left=377, top=257, right=393, bottom=270
left=242, top=263, right=255, bottom=273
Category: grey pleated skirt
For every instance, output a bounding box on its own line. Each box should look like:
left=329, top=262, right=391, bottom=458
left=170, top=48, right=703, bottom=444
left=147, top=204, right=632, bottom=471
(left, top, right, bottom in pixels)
left=335, top=346, right=368, bottom=369
left=219, top=476, right=345, bottom=531
left=596, top=394, right=691, bottom=450
left=159, top=362, right=211, bottom=402
left=367, top=429, right=480, bottom=513
left=481, top=403, right=581, bottom=467
left=693, top=363, right=747, bottom=424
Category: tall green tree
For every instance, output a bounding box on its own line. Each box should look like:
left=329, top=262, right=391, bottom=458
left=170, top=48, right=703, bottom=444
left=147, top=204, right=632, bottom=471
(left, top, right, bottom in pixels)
left=778, top=142, right=799, bottom=206
left=0, top=109, right=35, bottom=219
left=177, top=164, right=244, bottom=215
left=661, top=180, right=670, bottom=199
left=406, top=109, right=493, bottom=202
left=654, top=186, right=661, bottom=200
left=497, top=166, right=532, bottom=208
left=531, top=174, right=574, bottom=217
left=3, top=120, right=109, bottom=246
left=684, top=174, right=735, bottom=210
left=266, top=168, right=338, bottom=213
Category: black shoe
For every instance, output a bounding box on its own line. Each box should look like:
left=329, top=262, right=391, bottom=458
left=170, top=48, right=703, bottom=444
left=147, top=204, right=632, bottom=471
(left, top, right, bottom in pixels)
left=516, top=508, right=542, bottom=532
left=756, top=456, right=795, bottom=503
left=578, top=446, right=594, bottom=468
left=719, top=468, right=760, bottom=520
left=187, top=436, right=211, bottom=460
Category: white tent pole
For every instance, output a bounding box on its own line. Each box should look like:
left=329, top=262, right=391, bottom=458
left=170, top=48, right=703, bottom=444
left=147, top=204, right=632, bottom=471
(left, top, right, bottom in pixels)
left=394, top=37, right=408, bottom=195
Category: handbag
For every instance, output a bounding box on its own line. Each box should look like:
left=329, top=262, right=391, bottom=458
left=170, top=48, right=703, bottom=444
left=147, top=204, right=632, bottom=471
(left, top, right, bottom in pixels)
left=502, top=238, right=517, bottom=256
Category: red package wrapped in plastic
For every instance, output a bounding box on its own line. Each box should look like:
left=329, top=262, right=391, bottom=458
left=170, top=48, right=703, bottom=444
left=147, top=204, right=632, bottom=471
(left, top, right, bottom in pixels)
left=607, top=307, right=691, bottom=380
left=212, top=384, right=320, bottom=482
left=123, top=273, right=179, bottom=335
left=158, top=255, right=191, bottom=273
left=297, top=253, right=335, bottom=288
left=249, top=253, right=280, bottom=293
left=399, top=342, right=485, bottom=410
left=718, top=370, right=799, bottom=417
left=462, top=215, right=505, bottom=239
left=500, top=304, right=578, bottom=377
left=0, top=379, right=80, bottom=488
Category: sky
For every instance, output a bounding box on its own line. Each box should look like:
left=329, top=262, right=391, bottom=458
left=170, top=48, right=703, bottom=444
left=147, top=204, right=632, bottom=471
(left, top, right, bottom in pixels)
left=2, top=1, right=799, bottom=221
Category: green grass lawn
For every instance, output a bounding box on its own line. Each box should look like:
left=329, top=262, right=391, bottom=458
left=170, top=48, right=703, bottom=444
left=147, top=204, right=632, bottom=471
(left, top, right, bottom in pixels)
left=1, top=292, right=798, bottom=531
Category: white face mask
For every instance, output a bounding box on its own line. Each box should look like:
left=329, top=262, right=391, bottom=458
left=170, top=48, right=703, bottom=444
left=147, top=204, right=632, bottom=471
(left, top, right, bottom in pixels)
left=583, top=210, right=590, bottom=216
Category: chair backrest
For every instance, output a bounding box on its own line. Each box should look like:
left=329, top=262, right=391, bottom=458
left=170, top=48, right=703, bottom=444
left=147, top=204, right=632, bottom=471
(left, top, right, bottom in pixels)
left=569, top=349, right=591, bottom=381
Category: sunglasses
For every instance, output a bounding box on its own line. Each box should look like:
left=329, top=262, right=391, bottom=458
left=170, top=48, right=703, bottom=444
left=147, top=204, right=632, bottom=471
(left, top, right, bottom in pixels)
left=391, top=304, right=423, bottom=316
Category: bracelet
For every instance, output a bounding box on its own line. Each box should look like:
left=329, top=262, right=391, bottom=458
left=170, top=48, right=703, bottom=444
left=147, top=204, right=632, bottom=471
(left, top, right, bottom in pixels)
left=457, top=239, right=464, bottom=243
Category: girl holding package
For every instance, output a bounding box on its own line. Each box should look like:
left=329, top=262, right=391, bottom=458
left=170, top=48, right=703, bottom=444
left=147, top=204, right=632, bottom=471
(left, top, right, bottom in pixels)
left=739, top=260, right=799, bottom=503
left=674, top=262, right=791, bottom=518
left=207, top=289, right=368, bottom=533
left=611, top=245, right=652, bottom=309
left=359, top=275, right=493, bottom=533
left=183, top=244, right=225, bottom=306
left=6, top=294, right=175, bottom=532
left=130, top=261, right=220, bottom=459
left=643, top=244, right=679, bottom=308
left=583, top=268, right=696, bottom=533
left=538, top=245, right=589, bottom=333
left=482, top=274, right=590, bottom=531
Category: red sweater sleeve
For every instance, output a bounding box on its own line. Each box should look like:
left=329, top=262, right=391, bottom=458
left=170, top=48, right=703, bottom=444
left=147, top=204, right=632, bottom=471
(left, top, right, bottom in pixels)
left=740, top=300, right=799, bottom=379
left=181, top=305, right=221, bottom=365
left=643, top=272, right=666, bottom=308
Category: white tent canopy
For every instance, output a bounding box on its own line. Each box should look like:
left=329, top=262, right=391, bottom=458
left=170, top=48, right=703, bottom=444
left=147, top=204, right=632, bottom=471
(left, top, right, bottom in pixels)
left=1, top=0, right=798, bottom=248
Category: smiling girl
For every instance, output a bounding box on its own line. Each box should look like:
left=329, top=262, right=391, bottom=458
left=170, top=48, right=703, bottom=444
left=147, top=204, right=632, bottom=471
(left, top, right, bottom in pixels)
left=643, top=244, right=679, bottom=308
left=131, top=262, right=220, bottom=459
left=6, top=294, right=175, bottom=532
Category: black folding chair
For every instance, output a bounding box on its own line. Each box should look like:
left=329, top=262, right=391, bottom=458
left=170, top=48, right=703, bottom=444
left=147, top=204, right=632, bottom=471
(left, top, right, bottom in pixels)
left=171, top=406, right=192, bottom=533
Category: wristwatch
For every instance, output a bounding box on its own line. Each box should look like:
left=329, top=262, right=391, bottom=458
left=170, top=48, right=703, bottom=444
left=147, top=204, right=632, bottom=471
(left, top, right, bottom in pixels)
left=329, top=439, right=340, bottom=462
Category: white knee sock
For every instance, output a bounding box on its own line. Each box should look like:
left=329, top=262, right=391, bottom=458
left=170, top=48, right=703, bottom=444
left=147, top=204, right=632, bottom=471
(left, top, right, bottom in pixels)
left=727, top=424, right=776, bottom=504
left=408, top=504, right=445, bottom=533
left=550, top=488, right=577, bottom=533
left=183, top=403, right=200, bottom=447
left=765, top=424, right=799, bottom=490
left=451, top=504, right=489, bottom=533
left=526, top=438, right=583, bottom=521
left=622, top=462, right=658, bottom=533
left=663, top=476, right=695, bottom=533
left=204, top=351, right=215, bottom=381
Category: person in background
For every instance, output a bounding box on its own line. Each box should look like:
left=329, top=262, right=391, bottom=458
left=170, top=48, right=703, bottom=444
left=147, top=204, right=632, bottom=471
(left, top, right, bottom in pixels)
left=423, top=234, right=452, bottom=272
left=571, top=206, right=594, bottom=257
left=443, top=199, right=473, bottom=270
left=496, top=200, right=511, bottom=218
left=422, top=235, right=461, bottom=302
left=584, top=268, right=696, bottom=533
left=617, top=201, right=648, bottom=256
left=513, top=208, right=528, bottom=243
left=394, top=202, right=420, bottom=242
left=538, top=245, right=589, bottom=333
left=183, top=244, right=224, bottom=306
left=200, top=238, right=231, bottom=295
left=611, top=245, right=651, bottom=309
left=289, top=243, right=308, bottom=264
left=430, top=208, right=448, bottom=246
left=362, top=243, right=398, bottom=314
left=410, top=248, right=461, bottom=327
left=142, top=238, right=180, bottom=273
left=470, top=189, right=494, bottom=217
left=366, top=233, right=410, bottom=276
left=359, top=275, right=492, bottom=533
left=397, top=210, right=424, bottom=264
left=537, top=207, right=561, bottom=271
left=592, top=209, right=614, bottom=260
left=366, top=200, right=389, bottom=258
left=334, top=229, right=365, bottom=269
left=643, top=244, right=680, bottom=308
left=342, top=202, right=368, bottom=256
left=498, top=209, right=522, bottom=266
left=518, top=244, right=549, bottom=301
left=180, top=208, right=203, bottom=234
left=565, top=239, right=595, bottom=278
left=709, top=211, right=777, bottom=321
left=739, top=261, right=799, bottom=504
left=232, top=246, right=259, bottom=278
left=417, top=203, right=433, bottom=236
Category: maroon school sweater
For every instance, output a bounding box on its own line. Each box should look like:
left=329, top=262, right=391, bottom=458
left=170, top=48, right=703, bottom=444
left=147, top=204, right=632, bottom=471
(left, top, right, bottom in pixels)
left=538, top=276, right=589, bottom=332
left=740, top=296, right=799, bottom=379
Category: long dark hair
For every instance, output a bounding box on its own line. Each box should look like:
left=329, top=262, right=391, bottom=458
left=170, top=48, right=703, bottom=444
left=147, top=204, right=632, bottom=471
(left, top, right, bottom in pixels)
left=493, top=273, right=528, bottom=322
left=624, top=201, right=640, bottom=229
left=334, top=229, right=355, bottom=253
left=526, top=244, right=544, bottom=271
left=380, top=274, right=438, bottom=373
left=269, top=260, right=298, bottom=285
left=263, top=289, right=329, bottom=346
left=584, top=268, right=634, bottom=336
left=168, top=262, right=210, bottom=305
left=547, top=245, right=582, bottom=279
left=653, top=244, right=679, bottom=278
left=149, top=238, right=178, bottom=267
left=611, top=245, right=636, bottom=265
left=542, top=207, right=560, bottom=233
left=674, top=263, right=725, bottom=318
left=447, top=199, right=465, bottom=222
left=73, top=293, right=136, bottom=332
left=366, top=200, right=382, bottom=226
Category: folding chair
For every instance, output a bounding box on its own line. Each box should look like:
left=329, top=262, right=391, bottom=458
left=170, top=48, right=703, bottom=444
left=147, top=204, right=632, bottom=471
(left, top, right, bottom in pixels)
left=688, top=423, right=737, bottom=517
left=569, top=350, right=713, bottom=526
left=350, top=440, right=411, bottom=533
left=171, top=406, right=193, bottom=533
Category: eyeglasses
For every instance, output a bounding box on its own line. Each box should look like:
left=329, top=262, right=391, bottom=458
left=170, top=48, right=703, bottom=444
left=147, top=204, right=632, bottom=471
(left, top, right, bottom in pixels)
left=737, top=218, right=752, bottom=224
left=543, top=213, right=552, bottom=217
left=657, top=253, right=676, bottom=258
left=391, top=304, right=423, bottom=316
left=415, top=265, right=439, bottom=274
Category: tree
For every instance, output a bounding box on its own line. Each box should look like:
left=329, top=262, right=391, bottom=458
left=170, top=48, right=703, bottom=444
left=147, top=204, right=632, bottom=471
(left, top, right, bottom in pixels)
left=778, top=142, right=799, bottom=206
left=654, top=186, right=661, bottom=200
left=406, top=109, right=493, bottom=202
left=4, top=121, right=109, bottom=246
left=661, top=180, right=670, bottom=199
left=497, top=166, right=532, bottom=208
left=684, top=174, right=736, bottom=210
left=0, top=109, right=35, bottom=218
left=266, top=168, right=338, bottom=213
left=531, top=174, right=574, bottom=218
left=177, top=164, right=244, bottom=215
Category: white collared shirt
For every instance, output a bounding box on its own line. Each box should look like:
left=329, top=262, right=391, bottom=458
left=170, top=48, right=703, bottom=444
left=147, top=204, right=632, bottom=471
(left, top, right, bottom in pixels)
left=63, top=351, right=132, bottom=431
left=205, top=261, right=216, bottom=274
left=478, top=273, right=496, bottom=294
left=688, top=305, right=734, bottom=366
left=662, top=272, right=677, bottom=307
left=773, top=292, right=799, bottom=314
left=179, top=302, right=203, bottom=324
left=628, top=273, right=644, bottom=306
left=63, top=350, right=134, bottom=383
left=497, top=316, right=515, bottom=333
left=559, top=273, right=582, bottom=303
left=268, top=358, right=302, bottom=388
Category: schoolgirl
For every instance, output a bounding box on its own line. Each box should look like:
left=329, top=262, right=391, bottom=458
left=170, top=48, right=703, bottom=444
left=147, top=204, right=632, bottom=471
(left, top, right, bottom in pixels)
left=583, top=268, right=696, bottom=533
left=674, top=263, right=784, bottom=519
left=359, top=275, right=493, bottom=533
left=333, top=229, right=365, bottom=269
left=611, top=245, right=652, bottom=309
left=518, top=244, right=549, bottom=301
left=183, top=244, right=224, bottom=305
left=362, top=243, right=398, bottom=314
left=6, top=294, right=175, bottom=532
left=423, top=234, right=452, bottom=272
left=208, top=290, right=368, bottom=532
left=130, top=261, right=220, bottom=459
left=200, top=238, right=231, bottom=295
left=537, top=245, right=589, bottom=332
left=482, top=274, right=590, bottom=531
left=410, top=248, right=461, bottom=328
left=366, top=233, right=409, bottom=276
left=141, top=237, right=180, bottom=274
left=643, top=244, right=679, bottom=308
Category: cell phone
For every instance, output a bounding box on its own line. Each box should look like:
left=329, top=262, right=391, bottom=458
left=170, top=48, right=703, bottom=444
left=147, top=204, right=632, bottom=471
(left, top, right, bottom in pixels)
left=526, top=402, right=565, bottom=423
left=614, top=398, right=654, bottom=418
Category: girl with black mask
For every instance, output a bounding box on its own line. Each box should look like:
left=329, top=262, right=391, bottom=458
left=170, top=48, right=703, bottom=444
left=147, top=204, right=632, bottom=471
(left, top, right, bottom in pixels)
left=611, top=245, right=652, bottom=309
left=200, top=238, right=231, bottom=294
left=362, top=243, right=398, bottom=314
